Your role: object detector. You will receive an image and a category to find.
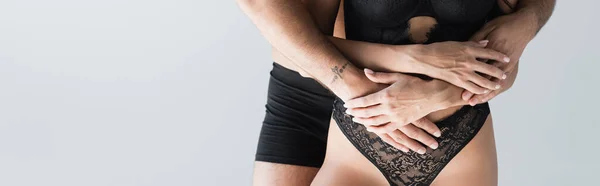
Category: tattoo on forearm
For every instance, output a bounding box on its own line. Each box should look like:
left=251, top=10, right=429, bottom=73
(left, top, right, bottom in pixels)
left=330, top=62, right=350, bottom=83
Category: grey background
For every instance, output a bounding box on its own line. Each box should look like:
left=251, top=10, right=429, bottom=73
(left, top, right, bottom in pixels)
left=0, top=0, right=596, bottom=186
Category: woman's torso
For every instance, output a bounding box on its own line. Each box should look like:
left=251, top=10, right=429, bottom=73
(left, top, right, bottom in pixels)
left=313, top=1, right=507, bottom=185
left=273, top=0, right=504, bottom=121
left=343, top=0, right=499, bottom=45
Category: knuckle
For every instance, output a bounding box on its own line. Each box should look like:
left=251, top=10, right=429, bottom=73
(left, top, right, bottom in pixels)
left=454, top=74, right=466, bottom=84
left=392, top=116, right=404, bottom=125
left=412, top=121, right=423, bottom=128
left=412, top=132, right=422, bottom=140
left=385, top=126, right=396, bottom=133
left=386, top=104, right=397, bottom=113
left=461, top=60, right=473, bottom=68
left=462, top=46, right=472, bottom=53
left=404, top=129, right=417, bottom=138
left=382, top=90, right=395, bottom=100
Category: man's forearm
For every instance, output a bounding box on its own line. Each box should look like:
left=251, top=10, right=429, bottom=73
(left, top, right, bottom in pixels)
left=237, top=0, right=371, bottom=100
left=516, top=0, right=556, bottom=33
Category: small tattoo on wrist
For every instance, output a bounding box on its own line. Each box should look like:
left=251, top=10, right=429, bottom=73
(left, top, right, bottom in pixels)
left=330, top=62, right=350, bottom=83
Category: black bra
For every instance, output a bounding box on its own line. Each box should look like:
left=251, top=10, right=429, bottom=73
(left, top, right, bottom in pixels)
left=343, top=0, right=505, bottom=45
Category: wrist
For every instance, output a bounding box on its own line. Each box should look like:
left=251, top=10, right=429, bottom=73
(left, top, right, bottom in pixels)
left=328, top=66, right=377, bottom=100
left=389, top=44, right=424, bottom=73
left=425, top=80, right=467, bottom=111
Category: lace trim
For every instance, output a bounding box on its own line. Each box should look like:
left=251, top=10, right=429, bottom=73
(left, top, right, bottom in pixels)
left=332, top=99, right=490, bottom=186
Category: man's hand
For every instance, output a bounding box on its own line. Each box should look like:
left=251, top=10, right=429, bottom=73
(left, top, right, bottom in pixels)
left=462, top=11, right=538, bottom=104
left=343, top=69, right=461, bottom=154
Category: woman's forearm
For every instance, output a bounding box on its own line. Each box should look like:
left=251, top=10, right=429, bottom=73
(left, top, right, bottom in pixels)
left=323, top=36, right=478, bottom=109
left=327, top=36, right=421, bottom=73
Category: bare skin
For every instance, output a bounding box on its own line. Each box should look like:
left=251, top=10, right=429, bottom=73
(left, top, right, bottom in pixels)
left=311, top=0, right=550, bottom=184
left=310, top=1, right=511, bottom=185
left=240, top=0, right=555, bottom=184
left=311, top=115, right=497, bottom=186
left=253, top=162, right=319, bottom=186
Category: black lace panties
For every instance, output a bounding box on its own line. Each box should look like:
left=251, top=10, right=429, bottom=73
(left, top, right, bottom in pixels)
left=332, top=98, right=490, bottom=186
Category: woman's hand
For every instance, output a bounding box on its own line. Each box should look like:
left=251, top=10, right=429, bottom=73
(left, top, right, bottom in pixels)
left=343, top=69, right=463, bottom=153
left=344, top=69, right=449, bottom=127
left=462, top=65, right=518, bottom=105
left=402, top=40, right=511, bottom=94
left=366, top=118, right=441, bottom=154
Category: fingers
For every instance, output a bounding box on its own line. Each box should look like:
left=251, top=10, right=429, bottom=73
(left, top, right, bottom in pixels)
left=412, top=118, right=441, bottom=138
left=464, top=40, right=489, bottom=48
left=366, top=123, right=399, bottom=134
left=399, top=124, right=438, bottom=150
left=378, top=133, right=409, bottom=152
left=364, top=68, right=412, bottom=84
left=469, top=47, right=511, bottom=64
left=344, top=92, right=383, bottom=108
left=469, top=60, right=506, bottom=80
left=462, top=90, right=474, bottom=101
left=352, top=115, right=391, bottom=126
left=367, top=122, right=439, bottom=154
left=458, top=80, right=488, bottom=94
left=482, top=91, right=498, bottom=102
left=346, top=104, right=385, bottom=118
left=467, top=72, right=502, bottom=91
left=469, top=94, right=485, bottom=105
left=470, top=89, right=498, bottom=104
left=389, top=130, right=427, bottom=154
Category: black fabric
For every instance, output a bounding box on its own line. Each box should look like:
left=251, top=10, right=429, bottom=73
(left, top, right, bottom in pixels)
left=333, top=99, right=490, bottom=186
left=344, top=0, right=502, bottom=45
left=334, top=0, right=503, bottom=185
left=255, top=63, right=335, bottom=168
left=255, top=0, right=507, bottom=178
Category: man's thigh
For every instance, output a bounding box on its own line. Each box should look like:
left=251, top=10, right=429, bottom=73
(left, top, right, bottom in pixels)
left=253, top=161, right=319, bottom=186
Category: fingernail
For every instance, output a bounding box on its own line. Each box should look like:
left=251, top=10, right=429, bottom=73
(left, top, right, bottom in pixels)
left=430, top=143, right=439, bottom=149
left=495, top=84, right=501, bottom=89
left=479, top=40, right=489, bottom=45
left=502, top=74, right=507, bottom=79
left=481, top=98, right=488, bottom=102
left=364, top=68, right=374, bottom=74
left=352, top=118, right=358, bottom=122
left=471, top=99, right=478, bottom=106
left=418, top=148, right=426, bottom=154
left=503, top=56, right=510, bottom=63
left=343, top=103, right=348, bottom=108
left=483, top=90, right=490, bottom=94
left=345, top=110, right=351, bottom=114
left=402, top=148, right=409, bottom=153
left=433, top=131, right=441, bottom=137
